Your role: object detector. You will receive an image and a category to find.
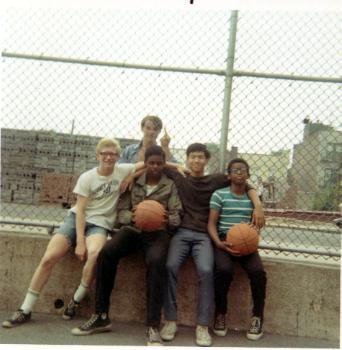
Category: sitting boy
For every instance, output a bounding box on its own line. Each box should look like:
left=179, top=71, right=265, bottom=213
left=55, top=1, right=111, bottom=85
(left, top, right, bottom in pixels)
left=207, top=158, right=267, bottom=341
left=71, top=145, right=183, bottom=346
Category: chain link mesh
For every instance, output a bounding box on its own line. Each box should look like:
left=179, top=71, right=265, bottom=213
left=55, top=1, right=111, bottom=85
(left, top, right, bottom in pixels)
left=1, top=9, right=341, bottom=262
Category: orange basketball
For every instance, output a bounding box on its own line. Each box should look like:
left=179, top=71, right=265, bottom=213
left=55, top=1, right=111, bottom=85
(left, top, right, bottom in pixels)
left=226, top=223, right=259, bottom=256
left=134, top=200, right=166, bottom=232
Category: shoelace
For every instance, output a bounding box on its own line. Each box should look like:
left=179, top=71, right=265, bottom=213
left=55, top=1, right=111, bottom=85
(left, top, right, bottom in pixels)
left=81, top=314, right=100, bottom=329
left=197, top=326, right=208, bottom=339
left=67, top=299, right=79, bottom=309
left=215, top=315, right=225, bottom=329
left=12, top=311, right=26, bottom=321
left=164, top=323, right=175, bottom=333
left=250, top=317, right=261, bottom=332
left=148, top=328, right=160, bottom=342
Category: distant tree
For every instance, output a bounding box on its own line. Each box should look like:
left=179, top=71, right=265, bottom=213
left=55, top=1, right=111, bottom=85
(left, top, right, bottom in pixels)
left=313, top=184, right=340, bottom=211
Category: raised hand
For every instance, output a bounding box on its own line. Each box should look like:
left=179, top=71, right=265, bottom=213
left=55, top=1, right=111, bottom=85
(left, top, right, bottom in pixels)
left=160, top=127, right=171, bottom=148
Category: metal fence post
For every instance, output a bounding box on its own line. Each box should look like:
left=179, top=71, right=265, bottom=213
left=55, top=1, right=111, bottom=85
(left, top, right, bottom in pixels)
left=219, top=10, right=238, bottom=173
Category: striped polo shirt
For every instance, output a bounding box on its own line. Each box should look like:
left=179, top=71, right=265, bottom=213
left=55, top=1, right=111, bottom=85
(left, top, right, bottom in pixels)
left=209, top=187, right=253, bottom=238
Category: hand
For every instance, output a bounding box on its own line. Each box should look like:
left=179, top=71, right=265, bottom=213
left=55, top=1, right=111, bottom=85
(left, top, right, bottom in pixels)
left=160, top=127, right=171, bottom=148
left=75, top=239, right=87, bottom=262
left=176, top=164, right=191, bottom=178
left=120, top=174, right=135, bottom=193
left=224, top=242, right=241, bottom=256
left=252, top=206, right=265, bottom=229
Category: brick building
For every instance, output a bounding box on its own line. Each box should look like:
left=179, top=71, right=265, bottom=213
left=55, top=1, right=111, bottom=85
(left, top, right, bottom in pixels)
left=1, top=128, right=137, bottom=205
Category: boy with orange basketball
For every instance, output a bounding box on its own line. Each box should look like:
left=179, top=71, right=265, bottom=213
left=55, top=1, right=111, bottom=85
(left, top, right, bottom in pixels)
left=207, top=158, right=267, bottom=341
left=71, top=145, right=182, bottom=346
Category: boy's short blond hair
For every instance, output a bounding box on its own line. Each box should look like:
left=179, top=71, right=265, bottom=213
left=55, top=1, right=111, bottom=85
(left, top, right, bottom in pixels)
left=96, top=138, right=121, bottom=154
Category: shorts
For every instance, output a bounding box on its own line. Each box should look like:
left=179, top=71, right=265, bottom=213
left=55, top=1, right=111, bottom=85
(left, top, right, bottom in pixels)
left=57, top=212, right=109, bottom=247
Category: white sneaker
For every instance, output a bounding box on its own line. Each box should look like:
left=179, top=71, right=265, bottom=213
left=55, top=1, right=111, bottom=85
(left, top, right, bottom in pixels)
left=196, top=325, right=212, bottom=346
left=160, top=321, right=178, bottom=341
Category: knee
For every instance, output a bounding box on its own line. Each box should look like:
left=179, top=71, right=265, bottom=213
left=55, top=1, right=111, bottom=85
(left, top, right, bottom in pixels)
left=40, top=253, right=59, bottom=269
left=147, top=253, right=166, bottom=269
left=215, top=266, right=233, bottom=279
left=198, top=266, right=214, bottom=281
left=166, top=260, right=180, bottom=275
left=87, top=246, right=102, bottom=262
left=249, top=269, right=267, bottom=283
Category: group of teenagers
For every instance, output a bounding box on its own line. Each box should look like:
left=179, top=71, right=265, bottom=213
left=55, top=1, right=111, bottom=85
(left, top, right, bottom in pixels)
left=2, top=115, right=267, bottom=347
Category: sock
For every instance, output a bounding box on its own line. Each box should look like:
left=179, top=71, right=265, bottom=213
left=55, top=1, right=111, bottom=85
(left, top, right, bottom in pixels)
left=73, top=280, right=89, bottom=303
left=20, top=289, right=40, bottom=314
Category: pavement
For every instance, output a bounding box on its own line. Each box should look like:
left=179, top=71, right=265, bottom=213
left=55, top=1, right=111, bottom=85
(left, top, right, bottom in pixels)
left=0, top=311, right=339, bottom=349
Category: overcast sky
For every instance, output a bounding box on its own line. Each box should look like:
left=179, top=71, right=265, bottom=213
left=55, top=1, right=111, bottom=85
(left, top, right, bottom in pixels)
left=1, top=0, right=341, bottom=156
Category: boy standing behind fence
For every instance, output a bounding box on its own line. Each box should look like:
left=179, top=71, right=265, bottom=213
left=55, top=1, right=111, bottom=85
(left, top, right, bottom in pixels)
left=207, top=158, right=267, bottom=341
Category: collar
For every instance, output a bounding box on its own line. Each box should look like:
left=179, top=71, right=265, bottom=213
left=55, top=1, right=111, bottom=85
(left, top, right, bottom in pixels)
left=136, top=172, right=169, bottom=187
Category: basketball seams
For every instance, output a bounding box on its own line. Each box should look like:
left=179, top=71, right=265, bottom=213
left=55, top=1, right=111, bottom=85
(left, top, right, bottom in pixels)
left=226, top=223, right=259, bottom=255
left=134, top=200, right=166, bottom=231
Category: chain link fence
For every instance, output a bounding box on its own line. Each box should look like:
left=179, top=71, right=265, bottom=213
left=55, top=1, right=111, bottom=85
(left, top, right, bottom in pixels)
left=1, top=9, right=341, bottom=261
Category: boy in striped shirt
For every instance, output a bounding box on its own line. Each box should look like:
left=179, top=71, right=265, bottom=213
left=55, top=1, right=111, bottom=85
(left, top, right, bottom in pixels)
left=208, top=158, right=267, bottom=341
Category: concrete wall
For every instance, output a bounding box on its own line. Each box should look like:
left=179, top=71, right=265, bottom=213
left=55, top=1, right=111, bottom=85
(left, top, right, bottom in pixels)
left=0, top=231, right=340, bottom=341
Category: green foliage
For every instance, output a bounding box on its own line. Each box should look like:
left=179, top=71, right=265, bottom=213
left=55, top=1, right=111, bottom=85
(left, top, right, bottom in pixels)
left=313, top=184, right=340, bottom=211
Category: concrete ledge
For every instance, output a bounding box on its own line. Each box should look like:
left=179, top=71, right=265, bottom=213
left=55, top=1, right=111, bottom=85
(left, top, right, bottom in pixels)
left=0, top=231, right=340, bottom=341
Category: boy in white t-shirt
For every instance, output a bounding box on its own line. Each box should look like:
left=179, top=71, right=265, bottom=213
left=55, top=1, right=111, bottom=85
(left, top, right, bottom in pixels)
left=2, top=138, right=141, bottom=328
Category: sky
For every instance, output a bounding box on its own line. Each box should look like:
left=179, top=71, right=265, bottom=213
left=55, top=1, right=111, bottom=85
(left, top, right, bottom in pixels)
left=1, top=0, right=341, bottom=159
left=1, top=1, right=341, bottom=350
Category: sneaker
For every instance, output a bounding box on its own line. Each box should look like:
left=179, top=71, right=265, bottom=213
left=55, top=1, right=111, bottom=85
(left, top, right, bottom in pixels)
left=2, top=309, right=31, bottom=328
left=160, top=321, right=178, bottom=341
left=146, top=327, right=162, bottom=346
left=213, top=313, right=228, bottom=337
left=62, top=298, right=80, bottom=320
left=246, top=316, right=263, bottom=340
left=71, top=313, right=112, bottom=336
left=196, top=325, right=212, bottom=346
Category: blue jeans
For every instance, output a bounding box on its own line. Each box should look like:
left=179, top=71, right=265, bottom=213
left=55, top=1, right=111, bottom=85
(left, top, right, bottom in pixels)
left=164, top=228, right=214, bottom=326
left=58, top=212, right=108, bottom=247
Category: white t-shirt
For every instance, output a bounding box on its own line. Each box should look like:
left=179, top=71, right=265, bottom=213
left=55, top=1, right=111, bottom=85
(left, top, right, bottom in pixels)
left=70, top=163, right=135, bottom=230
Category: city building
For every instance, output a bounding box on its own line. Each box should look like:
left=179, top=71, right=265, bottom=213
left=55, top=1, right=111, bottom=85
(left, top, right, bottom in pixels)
left=286, top=121, right=342, bottom=210
left=1, top=128, right=137, bottom=205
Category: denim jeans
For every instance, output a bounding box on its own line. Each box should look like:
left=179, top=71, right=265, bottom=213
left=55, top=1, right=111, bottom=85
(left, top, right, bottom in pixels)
left=214, top=247, right=267, bottom=319
left=164, top=228, right=214, bottom=326
left=95, top=226, right=170, bottom=327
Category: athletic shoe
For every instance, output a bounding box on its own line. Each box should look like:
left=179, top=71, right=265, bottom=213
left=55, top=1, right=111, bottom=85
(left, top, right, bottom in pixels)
left=160, top=320, right=178, bottom=341
left=196, top=325, right=212, bottom=346
left=2, top=309, right=31, bottom=328
left=62, top=298, right=80, bottom=320
left=146, top=327, right=162, bottom=346
left=71, top=313, right=111, bottom=335
left=246, top=316, right=264, bottom=340
left=213, top=313, right=228, bottom=336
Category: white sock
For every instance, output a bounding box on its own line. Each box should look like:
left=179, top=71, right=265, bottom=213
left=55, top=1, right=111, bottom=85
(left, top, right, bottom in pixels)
left=20, top=289, right=40, bottom=314
left=73, top=280, right=89, bottom=303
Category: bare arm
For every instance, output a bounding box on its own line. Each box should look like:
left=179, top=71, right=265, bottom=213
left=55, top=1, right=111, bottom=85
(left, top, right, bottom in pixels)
left=208, top=209, right=241, bottom=256
left=160, top=127, right=172, bottom=161
left=164, top=162, right=190, bottom=177
left=75, top=195, right=89, bottom=262
left=247, top=189, right=265, bottom=229
left=120, top=168, right=146, bottom=193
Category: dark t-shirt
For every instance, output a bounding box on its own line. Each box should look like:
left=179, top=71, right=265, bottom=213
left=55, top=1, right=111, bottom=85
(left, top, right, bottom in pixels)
left=164, top=169, right=229, bottom=233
